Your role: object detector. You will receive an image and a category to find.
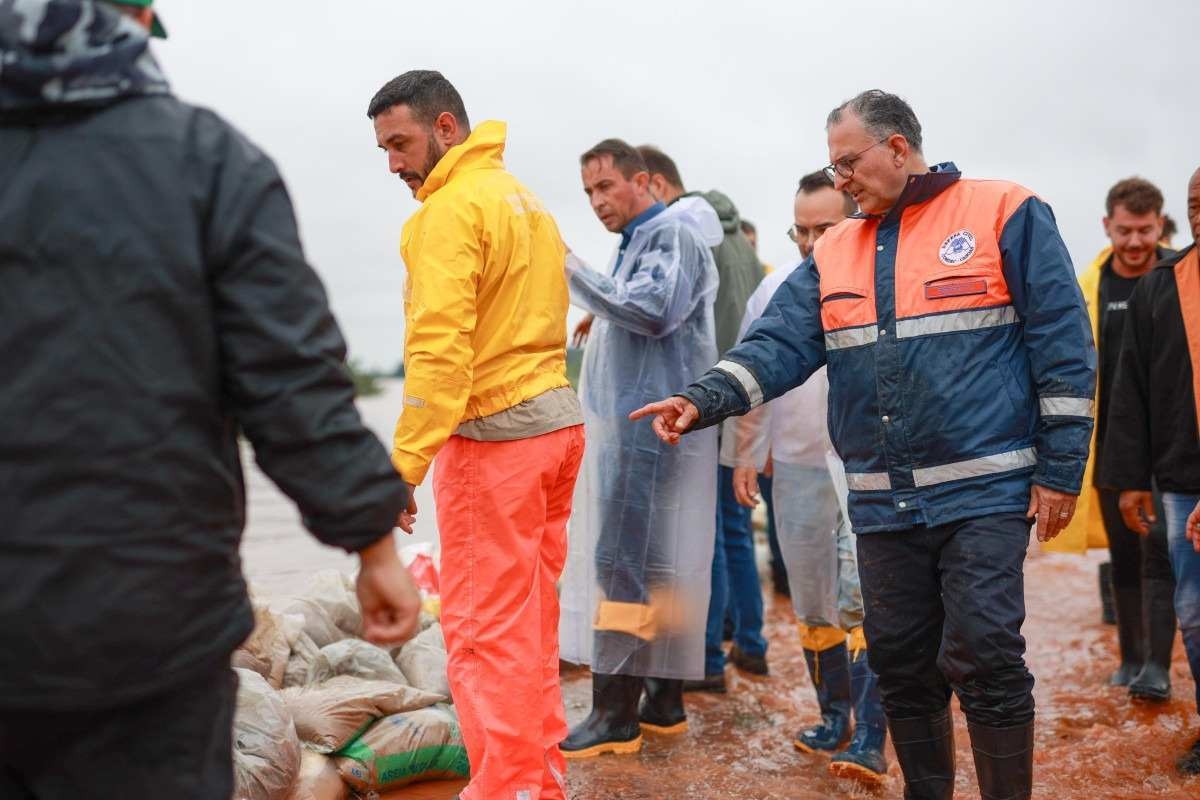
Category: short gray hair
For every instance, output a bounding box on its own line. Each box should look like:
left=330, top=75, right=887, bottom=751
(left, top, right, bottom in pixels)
left=827, top=90, right=923, bottom=153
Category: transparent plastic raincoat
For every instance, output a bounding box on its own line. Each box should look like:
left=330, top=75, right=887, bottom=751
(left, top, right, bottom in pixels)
left=560, top=197, right=721, bottom=679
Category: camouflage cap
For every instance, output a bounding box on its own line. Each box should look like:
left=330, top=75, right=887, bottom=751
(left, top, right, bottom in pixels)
left=104, top=0, right=166, bottom=38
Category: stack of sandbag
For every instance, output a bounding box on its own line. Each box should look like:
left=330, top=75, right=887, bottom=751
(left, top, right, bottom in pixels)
left=334, top=704, right=469, bottom=794
left=394, top=623, right=450, bottom=697
left=282, top=675, right=445, bottom=754
left=233, top=668, right=303, bottom=800
left=307, top=640, right=409, bottom=686
left=235, top=568, right=461, bottom=798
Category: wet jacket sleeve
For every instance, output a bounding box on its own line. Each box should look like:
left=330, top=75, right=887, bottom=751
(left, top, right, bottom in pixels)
left=392, top=201, right=481, bottom=485
left=1096, top=278, right=1154, bottom=491
left=205, top=127, right=406, bottom=551
left=719, top=299, right=773, bottom=468
left=679, top=257, right=827, bottom=431
left=566, top=226, right=706, bottom=338
left=999, top=197, right=1097, bottom=494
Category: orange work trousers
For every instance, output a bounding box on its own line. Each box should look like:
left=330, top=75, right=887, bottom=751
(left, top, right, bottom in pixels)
left=434, top=425, right=585, bottom=800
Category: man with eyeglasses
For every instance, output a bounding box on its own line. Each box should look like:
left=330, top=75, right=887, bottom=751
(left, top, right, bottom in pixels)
left=632, top=90, right=1094, bottom=800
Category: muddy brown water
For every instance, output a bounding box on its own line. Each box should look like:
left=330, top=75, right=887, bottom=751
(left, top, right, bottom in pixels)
left=244, top=383, right=1198, bottom=798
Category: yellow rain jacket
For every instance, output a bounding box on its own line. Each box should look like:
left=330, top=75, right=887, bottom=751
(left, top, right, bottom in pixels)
left=393, top=120, right=570, bottom=484
left=1045, top=247, right=1110, bottom=553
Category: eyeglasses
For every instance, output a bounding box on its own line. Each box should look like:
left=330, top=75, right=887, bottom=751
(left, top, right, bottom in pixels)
left=786, top=226, right=800, bottom=243
left=822, top=139, right=887, bottom=182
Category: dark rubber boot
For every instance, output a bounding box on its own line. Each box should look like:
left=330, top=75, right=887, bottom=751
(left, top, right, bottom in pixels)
left=967, top=720, right=1034, bottom=800
left=794, top=644, right=852, bottom=753
left=561, top=672, right=644, bottom=759
left=1099, top=561, right=1116, bottom=625
left=1130, top=576, right=1176, bottom=702
left=829, top=650, right=888, bottom=786
left=1109, top=585, right=1146, bottom=686
left=888, top=708, right=955, bottom=800
left=1177, top=737, right=1200, bottom=775
left=639, top=677, right=688, bottom=734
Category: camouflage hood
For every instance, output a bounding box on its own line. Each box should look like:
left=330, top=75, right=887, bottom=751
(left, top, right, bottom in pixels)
left=0, top=0, right=168, bottom=115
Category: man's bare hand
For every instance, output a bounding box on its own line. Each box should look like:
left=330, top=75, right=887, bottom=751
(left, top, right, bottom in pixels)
left=357, top=532, right=422, bottom=646
left=396, top=482, right=418, bottom=534
left=1187, top=500, right=1200, bottom=553
left=1026, top=484, right=1078, bottom=543
left=1119, top=490, right=1156, bottom=536
left=732, top=466, right=761, bottom=508
left=572, top=314, right=594, bottom=348
left=629, top=396, right=699, bottom=445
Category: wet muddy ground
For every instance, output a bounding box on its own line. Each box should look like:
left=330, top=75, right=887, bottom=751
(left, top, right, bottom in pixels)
left=557, top=546, right=1199, bottom=800
left=244, top=383, right=1199, bottom=798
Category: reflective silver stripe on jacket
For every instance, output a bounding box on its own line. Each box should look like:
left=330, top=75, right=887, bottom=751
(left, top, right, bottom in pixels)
left=895, top=306, right=1018, bottom=339
left=1039, top=396, right=1095, bottom=418
left=911, top=447, right=1037, bottom=488
left=714, top=359, right=764, bottom=408
left=845, top=471, right=892, bottom=491
left=825, top=324, right=879, bottom=351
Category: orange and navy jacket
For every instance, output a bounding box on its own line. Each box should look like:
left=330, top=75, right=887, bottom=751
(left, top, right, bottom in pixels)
left=679, top=165, right=1096, bottom=533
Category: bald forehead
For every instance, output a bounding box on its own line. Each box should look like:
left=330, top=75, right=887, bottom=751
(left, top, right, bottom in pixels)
left=1190, top=167, right=1200, bottom=189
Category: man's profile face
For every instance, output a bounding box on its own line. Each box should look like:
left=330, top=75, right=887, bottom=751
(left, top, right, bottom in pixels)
left=1103, top=205, right=1163, bottom=273
left=826, top=112, right=908, bottom=216
left=374, top=104, right=446, bottom=197
left=582, top=156, right=648, bottom=233
left=793, top=187, right=848, bottom=259
left=1188, top=170, right=1200, bottom=243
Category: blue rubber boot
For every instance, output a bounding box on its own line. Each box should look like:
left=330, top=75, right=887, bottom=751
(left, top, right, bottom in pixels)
left=794, top=643, right=852, bottom=753
left=829, top=649, right=889, bottom=785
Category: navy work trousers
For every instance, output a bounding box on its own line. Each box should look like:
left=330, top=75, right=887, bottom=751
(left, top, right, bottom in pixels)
left=855, top=512, right=1035, bottom=727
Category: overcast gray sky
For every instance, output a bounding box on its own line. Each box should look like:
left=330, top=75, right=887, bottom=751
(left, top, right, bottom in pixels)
left=155, top=0, right=1200, bottom=371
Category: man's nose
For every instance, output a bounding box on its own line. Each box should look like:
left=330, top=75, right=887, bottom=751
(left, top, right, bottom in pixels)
left=832, top=172, right=850, bottom=192
left=388, top=152, right=405, bottom=174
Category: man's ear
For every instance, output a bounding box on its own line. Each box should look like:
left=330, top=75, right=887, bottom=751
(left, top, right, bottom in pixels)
left=433, top=111, right=461, bottom=147
left=888, top=133, right=910, bottom=167
left=633, top=170, right=650, bottom=193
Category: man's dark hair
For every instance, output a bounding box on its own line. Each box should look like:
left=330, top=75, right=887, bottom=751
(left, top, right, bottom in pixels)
left=827, top=89, right=923, bottom=154
left=797, top=170, right=857, bottom=216
left=367, top=69, right=470, bottom=128
left=740, top=219, right=756, bottom=235
left=580, top=139, right=647, bottom=179
left=1105, top=177, right=1164, bottom=217
left=636, top=145, right=685, bottom=189
left=1162, top=214, right=1177, bottom=242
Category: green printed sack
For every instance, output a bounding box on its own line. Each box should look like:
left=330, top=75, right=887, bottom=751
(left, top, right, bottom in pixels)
left=333, top=704, right=469, bottom=792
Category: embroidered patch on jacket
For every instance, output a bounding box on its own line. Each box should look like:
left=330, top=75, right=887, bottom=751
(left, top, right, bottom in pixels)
left=926, top=278, right=987, bottom=299
left=938, top=229, right=977, bottom=266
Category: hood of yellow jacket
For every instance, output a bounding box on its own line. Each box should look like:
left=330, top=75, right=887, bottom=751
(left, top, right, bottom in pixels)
left=416, top=120, right=507, bottom=202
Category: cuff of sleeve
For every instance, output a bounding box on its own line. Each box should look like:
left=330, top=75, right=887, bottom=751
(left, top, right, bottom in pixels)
left=391, top=450, right=430, bottom=486
left=1033, top=465, right=1084, bottom=496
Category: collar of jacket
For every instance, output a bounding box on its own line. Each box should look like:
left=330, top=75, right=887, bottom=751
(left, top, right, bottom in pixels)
left=1155, top=242, right=1194, bottom=271
left=853, top=161, right=961, bottom=227
left=416, top=120, right=507, bottom=202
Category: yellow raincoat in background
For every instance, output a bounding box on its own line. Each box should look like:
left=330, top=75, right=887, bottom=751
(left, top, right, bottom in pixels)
left=1045, top=247, right=1110, bottom=553
left=393, top=120, right=570, bottom=484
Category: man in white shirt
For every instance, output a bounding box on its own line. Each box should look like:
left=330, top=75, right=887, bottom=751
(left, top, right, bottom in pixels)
left=723, top=171, right=887, bottom=785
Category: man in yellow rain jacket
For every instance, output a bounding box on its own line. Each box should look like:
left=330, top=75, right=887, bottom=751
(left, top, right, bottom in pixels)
left=370, top=71, right=585, bottom=800
left=1052, top=178, right=1176, bottom=701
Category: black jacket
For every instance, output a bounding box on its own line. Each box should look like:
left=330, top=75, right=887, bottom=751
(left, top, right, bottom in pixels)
left=1098, top=245, right=1200, bottom=494
left=0, top=6, right=406, bottom=710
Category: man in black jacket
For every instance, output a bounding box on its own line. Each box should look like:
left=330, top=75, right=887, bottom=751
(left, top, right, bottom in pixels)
left=1100, top=166, right=1200, bottom=775
left=0, top=3, right=420, bottom=798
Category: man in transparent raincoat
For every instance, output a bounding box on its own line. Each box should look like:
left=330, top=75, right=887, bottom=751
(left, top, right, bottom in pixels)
left=559, top=139, right=720, bottom=759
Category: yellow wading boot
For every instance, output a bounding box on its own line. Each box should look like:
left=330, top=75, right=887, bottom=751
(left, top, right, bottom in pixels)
left=561, top=672, right=644, bottom=759
left=638, top=677, right=688, bottom=735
